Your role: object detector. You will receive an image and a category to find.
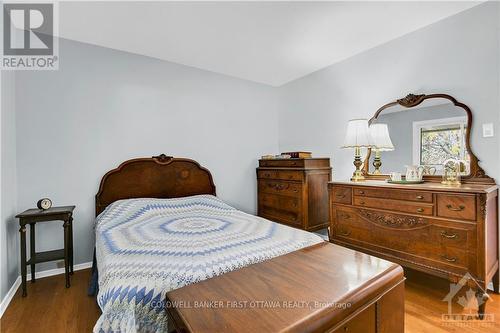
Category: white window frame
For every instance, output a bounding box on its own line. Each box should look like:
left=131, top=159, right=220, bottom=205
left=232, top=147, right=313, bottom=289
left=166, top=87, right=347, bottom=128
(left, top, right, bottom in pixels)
left=412, top=116, right=467, bottom=170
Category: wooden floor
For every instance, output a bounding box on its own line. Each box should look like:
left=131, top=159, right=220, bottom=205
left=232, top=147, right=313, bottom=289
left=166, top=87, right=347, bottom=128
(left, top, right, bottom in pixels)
left=0, top=270, right=100, bottom=333
left=1, top=268, right=498, bottom=332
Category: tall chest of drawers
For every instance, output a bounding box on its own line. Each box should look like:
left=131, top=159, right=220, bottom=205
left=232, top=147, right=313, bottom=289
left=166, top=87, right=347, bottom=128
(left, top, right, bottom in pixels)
left=257, top=158, right=331, bottom=231
left=329, top=180, right=499, bottom=313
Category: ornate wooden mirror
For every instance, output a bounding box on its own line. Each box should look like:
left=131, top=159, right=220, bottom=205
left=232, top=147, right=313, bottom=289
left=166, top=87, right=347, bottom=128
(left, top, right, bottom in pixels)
left=362, top=93, right=494, bottom=184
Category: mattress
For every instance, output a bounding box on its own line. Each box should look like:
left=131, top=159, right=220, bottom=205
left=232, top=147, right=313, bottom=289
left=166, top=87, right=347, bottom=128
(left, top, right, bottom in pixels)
left=94, top=194, right=323, bottom=333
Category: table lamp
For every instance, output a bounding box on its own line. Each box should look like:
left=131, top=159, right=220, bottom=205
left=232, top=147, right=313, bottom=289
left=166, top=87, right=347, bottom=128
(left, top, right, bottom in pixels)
left=342, top=119, right=373, bottom=181
left=369, top=123, right=394, bottom=174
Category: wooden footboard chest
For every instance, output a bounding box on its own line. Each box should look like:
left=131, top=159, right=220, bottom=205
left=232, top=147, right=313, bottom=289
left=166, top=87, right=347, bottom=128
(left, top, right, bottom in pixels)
left=329, top=180, right=499, bottom=313
left=166, top=242, right=405, bottom=333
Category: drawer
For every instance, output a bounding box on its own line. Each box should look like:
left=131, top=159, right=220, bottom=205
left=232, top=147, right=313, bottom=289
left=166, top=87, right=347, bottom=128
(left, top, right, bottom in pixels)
left=258, top=180, right=302, bottom=197
left=335, top=207, right=355, bottom=222
left=331, top=304, right=375, bottom=333
left=431, top=226, right=468, bottom=248
left=257, top=170, right=304, bottom=181
left=257, top=170, right=278, bottom=179
left=353, top=196, right=433, bottom=216
left=331, top=187, right=352, bottom=204
left=430, top=247, right=468, bottom=269
left=437, top=194, right=476, bottom=221
left=259, top=193, right=302, bottom=226
left=259, top=159, right=304, bottom=168
left=353, top=187, right=432, bottom=203
left=277, top=170, right=304, bottom=181
left=334, top=210, right=469, bottom=270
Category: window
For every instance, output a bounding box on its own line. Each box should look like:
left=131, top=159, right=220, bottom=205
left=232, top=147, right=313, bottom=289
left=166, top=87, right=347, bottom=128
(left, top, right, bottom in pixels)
left=412, top=117, right=469, bottom=172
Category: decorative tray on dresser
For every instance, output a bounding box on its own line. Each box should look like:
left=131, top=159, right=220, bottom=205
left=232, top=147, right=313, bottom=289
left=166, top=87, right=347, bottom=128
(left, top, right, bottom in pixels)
left=331, top=93, right=500, bottom=317
left=257, top=158, right=331, bottom=231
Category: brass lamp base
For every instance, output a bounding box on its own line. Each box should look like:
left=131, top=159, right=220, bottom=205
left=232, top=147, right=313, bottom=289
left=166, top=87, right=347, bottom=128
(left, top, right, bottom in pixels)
left=441, top=180, right=461, bottom=186
left=350, top=147, right=365, bottom=182
left=372, top=148, right=382, bottom=175
left=351, top=170, right=365, bottom=182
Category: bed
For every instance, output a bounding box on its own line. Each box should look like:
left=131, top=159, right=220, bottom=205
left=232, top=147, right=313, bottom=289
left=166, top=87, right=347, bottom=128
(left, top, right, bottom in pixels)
left=91, top=155, right=404, bottom=333
left=92, top=155, right=324, bottom=332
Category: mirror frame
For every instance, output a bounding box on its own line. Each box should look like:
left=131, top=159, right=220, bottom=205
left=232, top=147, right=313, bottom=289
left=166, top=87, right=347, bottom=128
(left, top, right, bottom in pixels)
left=362, top=93, right=495, bottom=184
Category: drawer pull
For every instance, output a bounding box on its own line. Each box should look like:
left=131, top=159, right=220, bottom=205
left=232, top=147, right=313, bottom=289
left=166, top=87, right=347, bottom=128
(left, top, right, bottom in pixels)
left=358, top=191, right=365, bottom=195
left=264, top=173, right=271, bottom=178
left=441, top=255, right=457, bottom=263
left=416, top=195, right=424, bottom=200
left=274, top=184, right=288, bottom=191
left=340, top=213, right=351, bottom=220
left=416, top=208, right=424, bottom=213
left=359, top=201, right=365, bottom=205
left=336, top=194, right=346, bottom=198
left=440, top=231, right=457, bottom=239
left=338, top=229, right=351, bottom=237
left=446, top=204, right=465, bottom=212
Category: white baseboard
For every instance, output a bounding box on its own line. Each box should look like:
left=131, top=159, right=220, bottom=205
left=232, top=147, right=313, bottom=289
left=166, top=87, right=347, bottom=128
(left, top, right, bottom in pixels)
left=26, top=261, right=92, bottom=282
left=0, top=261, right=92, bottom=318
left=0, top=276, right=21, bottom=318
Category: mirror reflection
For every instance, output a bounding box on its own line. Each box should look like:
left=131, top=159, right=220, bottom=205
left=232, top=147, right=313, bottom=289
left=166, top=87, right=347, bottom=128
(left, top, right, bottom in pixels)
left=369, top=99, right=470, bottom=176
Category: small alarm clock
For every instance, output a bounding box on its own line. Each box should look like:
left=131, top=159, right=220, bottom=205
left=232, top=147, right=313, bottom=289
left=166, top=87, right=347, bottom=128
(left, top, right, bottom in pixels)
left=37, top=198, right=52, bottom=210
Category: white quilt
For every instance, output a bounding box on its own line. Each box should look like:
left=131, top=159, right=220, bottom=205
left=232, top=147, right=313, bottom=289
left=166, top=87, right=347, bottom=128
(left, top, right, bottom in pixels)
left=94, top=195, right=323, bottom=332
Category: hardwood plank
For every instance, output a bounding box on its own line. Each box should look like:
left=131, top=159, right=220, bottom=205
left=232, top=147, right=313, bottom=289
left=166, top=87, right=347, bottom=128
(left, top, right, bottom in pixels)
left=1, top=268, right=499, bottom=332
left=404, top=269, right=500, bottom=333
left=0, top=269, right=100, bottom=333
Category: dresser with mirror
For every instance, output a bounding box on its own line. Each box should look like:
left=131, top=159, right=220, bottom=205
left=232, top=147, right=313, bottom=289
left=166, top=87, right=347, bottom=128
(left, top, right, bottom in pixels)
left=329, top=93, right=498, bottom=317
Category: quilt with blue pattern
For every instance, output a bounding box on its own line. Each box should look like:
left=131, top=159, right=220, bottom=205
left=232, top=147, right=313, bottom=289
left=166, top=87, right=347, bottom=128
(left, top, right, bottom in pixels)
left=94, top=195, right=323, bottom=333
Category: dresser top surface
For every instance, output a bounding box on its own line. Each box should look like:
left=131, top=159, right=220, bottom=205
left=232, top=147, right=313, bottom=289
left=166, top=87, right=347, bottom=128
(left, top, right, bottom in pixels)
left=329, top=180, right=498, bottom=194
left=258, top=157, right=331, bottom=170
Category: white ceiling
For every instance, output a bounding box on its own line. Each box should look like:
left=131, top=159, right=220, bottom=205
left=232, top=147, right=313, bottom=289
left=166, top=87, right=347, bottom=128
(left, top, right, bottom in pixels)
left=58, top=1, right=480, bottom=86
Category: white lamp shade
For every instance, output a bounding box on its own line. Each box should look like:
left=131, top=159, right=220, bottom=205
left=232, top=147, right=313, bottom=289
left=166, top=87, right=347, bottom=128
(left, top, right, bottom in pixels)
left=342, top=119, right=373, bottom=148
left=369, top=123, right=394, bottom=151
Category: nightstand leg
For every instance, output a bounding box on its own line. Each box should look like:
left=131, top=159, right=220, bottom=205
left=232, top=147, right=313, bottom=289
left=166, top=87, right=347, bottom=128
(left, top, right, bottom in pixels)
left=69, top=217, right=74, bottom=274
left=493, top=268, right=499, bottom=294
left=30, top=223, right=35, bottom=283
left=63, top=220, right=70, bottom=288
left=19, top=225, right=27, bottom=297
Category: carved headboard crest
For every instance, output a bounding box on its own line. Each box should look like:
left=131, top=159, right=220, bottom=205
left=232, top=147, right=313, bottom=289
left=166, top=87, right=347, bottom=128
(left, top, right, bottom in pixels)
left=153, top=154, right=173, bottom=163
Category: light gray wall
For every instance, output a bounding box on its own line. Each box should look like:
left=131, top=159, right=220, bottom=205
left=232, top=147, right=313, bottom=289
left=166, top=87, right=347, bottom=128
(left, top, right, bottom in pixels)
left=14, top=38, right=279, bottom=271
left=3, top=1, right=500, bottom=304
left=376, top=103, right=464, bottom=173
left=1, top=71, right=18, bottom=301
left=278, top=2, right=500, bottom=183
left=498, top=2, right=500, bottom=183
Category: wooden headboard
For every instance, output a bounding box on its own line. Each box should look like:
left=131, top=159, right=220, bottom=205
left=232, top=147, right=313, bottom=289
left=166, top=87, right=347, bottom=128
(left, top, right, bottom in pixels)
left=95, top=154, right=216, bottom=216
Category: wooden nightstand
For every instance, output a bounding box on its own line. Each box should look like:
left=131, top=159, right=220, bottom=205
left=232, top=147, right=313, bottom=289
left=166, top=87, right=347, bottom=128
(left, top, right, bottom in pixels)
left=15, top=206, right=75, bottom=297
